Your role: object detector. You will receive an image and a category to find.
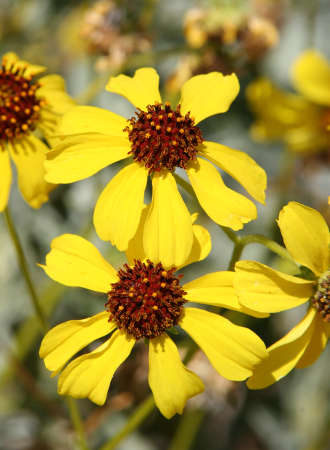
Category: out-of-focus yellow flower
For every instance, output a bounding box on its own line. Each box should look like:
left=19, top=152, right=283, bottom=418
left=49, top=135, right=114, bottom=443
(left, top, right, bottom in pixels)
left=247, top=50, right=330, bottom=157
left=235, top=201, right=330, bottom=388
left=0, top=52, right=74, bottom=210
left=39, top=229, right=267, bottom=418
left=44, top=68, right=266, bottom=267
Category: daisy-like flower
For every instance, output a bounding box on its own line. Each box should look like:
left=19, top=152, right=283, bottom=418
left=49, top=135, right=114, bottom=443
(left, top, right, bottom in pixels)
left=44, top=67, right=266, bottom=267
left=39, top=220, right=267, bottom=418
left=234, top=201, right=330, bottom=389
left=247, top=50, right=330, bottom=158
left=0, top=52, right=74, bottom=211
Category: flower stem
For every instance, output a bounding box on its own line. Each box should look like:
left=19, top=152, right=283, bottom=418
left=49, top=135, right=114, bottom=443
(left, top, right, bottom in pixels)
left=66, top=397, right=89, bottom=450
left=168, top=409, right=205, bottom=450
left=4, top=207, right=48, bottom=331
left=100, top=395, right=155, bottom=450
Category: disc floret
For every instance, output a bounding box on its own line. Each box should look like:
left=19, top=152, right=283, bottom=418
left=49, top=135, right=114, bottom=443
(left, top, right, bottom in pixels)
left=124, top=101, right=203, bottom=173
left=312, top=270, right=330, bottom=322
left=0, top=61, right=44, bottom=143
left=106, top=259, right=187, bottom=339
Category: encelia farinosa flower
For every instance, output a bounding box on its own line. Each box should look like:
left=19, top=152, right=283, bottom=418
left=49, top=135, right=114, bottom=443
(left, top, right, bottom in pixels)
left=39, top=225, right=267, bottom=419
left=0, top=52, right=74, bottom=210
left=44, top=67, right=266, bottom=268
left=234, top=201, right=330, bottom=388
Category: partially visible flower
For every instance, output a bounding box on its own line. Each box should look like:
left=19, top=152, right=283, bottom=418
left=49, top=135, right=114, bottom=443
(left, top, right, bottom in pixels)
left=79, top=0, right=151, bottom=72
left=234, top=201, right=330, bottom=388
left=39, top=222, right=267, bottom=418
left=167, top=0, right=281, bottom=93
left=0, top=52, right=74, bottom=210
left=247, top=50, right=330, bottom=161
left=45, top=67, right=266, bottom=268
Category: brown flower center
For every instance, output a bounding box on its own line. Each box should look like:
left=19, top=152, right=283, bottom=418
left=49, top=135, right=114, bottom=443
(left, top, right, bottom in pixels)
left=311, top=270, right=330, bottom=322
left=106, top=259, right=186, bottom=339
left=124, top=101, right=203, bottom=173
left=0, top=61, right=43, bottom=143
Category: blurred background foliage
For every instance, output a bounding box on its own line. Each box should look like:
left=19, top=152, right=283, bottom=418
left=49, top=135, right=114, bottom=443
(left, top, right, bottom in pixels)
left=0, top=0, right=329, bottom=449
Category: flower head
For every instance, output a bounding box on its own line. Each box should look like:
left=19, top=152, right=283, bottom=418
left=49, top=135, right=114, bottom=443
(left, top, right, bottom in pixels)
left=235, top=201, right=330, bottom=388
left=247, top=50, right=330, bottom=159
left=39, top=224, right=267, bottom=418
left=0, top=52, right=75, bottom=210
left=45, top=67, right=266, bottom=268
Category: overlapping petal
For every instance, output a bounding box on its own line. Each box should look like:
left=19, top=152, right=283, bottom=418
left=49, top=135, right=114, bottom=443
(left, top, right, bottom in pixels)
left=9, top=135, right=55, bottom=209
left=278, top=202, right=329, bottom=276
left=40, top=234, right=118, bottom=292
left=296, top=313, right=328, bottom=369
left=148, top=334, right=204, bottom=419
left=58, top=330, right=135, bottom=405
left=247, top=308, right=317, bottom=389
left=180, top=307, right=268, bottom=381
left=235, top=261, right=315, bottom=313
left=187, top=158, right=257, bottom=230
left=57, top=106, right=127, bottom=137
left=106, top=68, right=162, bottom=109
left=200, top=141, right=266, bottom=203
left=40, top=312, right=115, bottom=374
left=292, top=49, right=330, bottom=106
left=183, top=271, right=269, bottom=318
left=180, top=72, right=239, bottom=124
left=143, top=171, right=193, bottom=268
left=0, top=149, right=12, bottom=212
left=45, top=134, right=130, bottom=183
left=38, top=74, right=75, bottom=114
left=94, top=162, right=148, bottom=249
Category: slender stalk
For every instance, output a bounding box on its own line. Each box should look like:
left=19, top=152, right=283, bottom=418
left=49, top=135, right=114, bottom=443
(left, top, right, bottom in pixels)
left=227, top=242, right=244, bottom=271
left=240, top=234, right=296, bottom=264
left=168, top=409, right=205, bottom=450
left=4, top=208, right=47, bottom=330
left=100, top=395, right=155, bottom=450
left=66, top=397, right=89, bottom=450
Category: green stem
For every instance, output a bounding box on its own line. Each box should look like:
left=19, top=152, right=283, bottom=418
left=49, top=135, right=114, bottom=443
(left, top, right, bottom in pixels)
left=100, top=395, right=155, bottom=450
left=240, top=234, right=295, bottom=264
left=228, top=242, right=244, bottom=271
left=4, top=207, right=47, bottom=331
left=66, top=397, right=89, bottom=450
left=168, top=409, right=205, bottom=450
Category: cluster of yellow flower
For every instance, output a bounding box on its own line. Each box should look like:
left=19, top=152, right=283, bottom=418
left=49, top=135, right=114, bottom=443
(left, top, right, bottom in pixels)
left=1, top=50, right=329, bottom=420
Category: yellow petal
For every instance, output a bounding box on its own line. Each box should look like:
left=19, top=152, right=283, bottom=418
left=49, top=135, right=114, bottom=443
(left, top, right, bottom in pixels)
left=247, top=308, right=317, bottom=389
left=37, top=75, right=75, bottom=115
left=2, top=52, right=46, bottom=77
left=183, top=222, right=212, bottom=267
left=278, top=202, right=329, bottom=276
left=94, top=163, right=148, bottom=250
left=57, top=106, right=127, bottom=137
left=125, top=206, right=148, bottom=264
left=183, top=271, right=268, bottom=318
left=180, top=308, right=268, bottom=381
left=148, top=334, right=204, bottom=419
left=45, top=134, right=130, bottom=183
left=296, top=313, right=328, bottom=369
left=187, top=158, right=257, bottom=230
left=106, top=68, right=161, bottom=109
left=179, top=72, right=239, bottom=124
left=235, top=260, right=315, bottom=313
left=9, top=135, right=55, bottom=209
left=40, top=233, right=118, bottom=291
left=143, top=172, right=193, bottom=268
left=58, top=330, right=135, bottom=405
left=0, top=149, right=12, bottom=212
left=40, top=312, right=115, bottom=373
left=200, top=141, right=267, bottom=204
left=292, top=49, right=330, bottom=106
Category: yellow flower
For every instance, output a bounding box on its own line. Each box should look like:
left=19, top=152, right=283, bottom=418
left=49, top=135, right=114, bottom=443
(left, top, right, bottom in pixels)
left=44, top=67, right=266, bottom=267
left=234, top=201, right=330, bottom=388
left=247, top=50, right=330, bottom=156
left=0, top=52, right=75, bottom=210
left=39, top=224, right=267, bottom=418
